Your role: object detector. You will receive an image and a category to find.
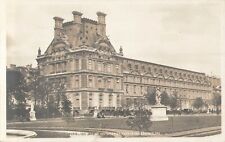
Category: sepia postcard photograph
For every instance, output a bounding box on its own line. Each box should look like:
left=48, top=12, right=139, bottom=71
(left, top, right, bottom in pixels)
left=1, top=0, right=224, bottom=141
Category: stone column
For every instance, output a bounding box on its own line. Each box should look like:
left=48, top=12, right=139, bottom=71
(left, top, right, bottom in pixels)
left=112, top=94, right=117, bottom=109
left=93, top=93, right=99, bottom=109
left=103, top=93, right=109, bottom=107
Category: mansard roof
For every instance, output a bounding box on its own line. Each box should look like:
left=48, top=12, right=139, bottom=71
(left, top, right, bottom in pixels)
left=121, top=56, right=205, bottom=75
left=63, top=18, right=98, bottom=27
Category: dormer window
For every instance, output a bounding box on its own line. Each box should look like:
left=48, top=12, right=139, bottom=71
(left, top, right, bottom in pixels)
left=135, top=65, right=138, bottom=70
left=159, top=69, right=162, bottom=73
left=128, top=64, right=131, bottom=69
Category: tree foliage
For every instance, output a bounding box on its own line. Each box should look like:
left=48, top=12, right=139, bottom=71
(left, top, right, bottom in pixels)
left=212, top=92, right=221, bottom=107
left=169, top=92, right=178, bottom=110
left=52, top=81, right=66, bottom=109
left=160, top=91, right=170, bottom=106
left=145, top=87, right=156, bottom=105
left=6, top=70, right=29, bottom=120
left=126, top=107, right=152, bottom=136
left=212, top=92, right=221, bottom=114
left=192, top=97, right=204, bottom=109
left=29, top=77, right=54, bottom=118
left=61, top=95, right=72, bottom=116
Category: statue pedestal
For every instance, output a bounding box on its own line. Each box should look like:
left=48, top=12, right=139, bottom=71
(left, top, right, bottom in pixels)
left=29, top=110, right=36, bottom=121
left=150, top=105, right=168, bottom=121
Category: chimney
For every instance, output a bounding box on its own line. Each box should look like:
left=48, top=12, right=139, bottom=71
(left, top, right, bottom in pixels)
left=10, top=64, right=16, bottom=69
left=96, top=11, right=106, bottom=36
left=53, top=16, right=64, bottom=38
left=72, top=11, right=83, bottom=24
left=97, top=11, right=106, bottom=24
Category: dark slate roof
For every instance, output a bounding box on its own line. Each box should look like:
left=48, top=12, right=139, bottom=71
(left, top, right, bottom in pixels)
left=63, top=18, right=98, bottom=27
left=62, top=21, right=73, bottom=27
left=81, top=18, right=98, bottom=24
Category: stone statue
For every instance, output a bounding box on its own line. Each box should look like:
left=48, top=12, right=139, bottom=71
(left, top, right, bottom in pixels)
left=155, top=87, right=161, bottom=105
left=30, top=102, right=34, bottom=111
left=29, top=101, right=36, bottom=121
left=38, top=47, right=41, bottom=56
left=93, top=106, right=98, bottom=118
left=119, top=46, right=123, bottom=56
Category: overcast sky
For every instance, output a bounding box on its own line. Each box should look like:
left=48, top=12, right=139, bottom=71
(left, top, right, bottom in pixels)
left=6, top=0, right=223, bottom=77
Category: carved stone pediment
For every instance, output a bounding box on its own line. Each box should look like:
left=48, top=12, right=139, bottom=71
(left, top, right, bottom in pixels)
left=45, top=39, right=69, bottom=55
left=94, top=36, right=116, bottom=56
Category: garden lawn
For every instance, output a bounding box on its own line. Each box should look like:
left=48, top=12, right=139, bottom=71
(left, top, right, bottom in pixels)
left=7, top=115, right=221, bottom=134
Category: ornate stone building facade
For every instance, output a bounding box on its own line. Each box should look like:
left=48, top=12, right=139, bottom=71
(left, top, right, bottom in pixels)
left=36, top=11, right=215, bottom=111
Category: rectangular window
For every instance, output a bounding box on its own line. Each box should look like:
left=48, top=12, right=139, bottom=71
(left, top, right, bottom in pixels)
left=109, top=94, right=113, bottom=106
left=81, top=75, right=87, bottom=88
left=99, top=94, right=103, bottom=107
left=116, top=64, right=119, bottom=74
left=75, top=59, right=79, bottom=71
left=51, top=64, right=55, bottom=74
left=116, top=78, right=120, bottom=89
left=81, top=59, right=87, bottom=70
left=98, top=78, right=102, bottom=88
left=107, top=78, right=111, bottom=89
left=126, top=84, right=128, bottom=93
left=63, top=62, right=66, bottom=72
left=107, top=64, right=111, bottom=73
left=116, top=95, right=120, bottom=107
left=89, top=93, right=92, bottom=107
left=75, top=75, right=79, bottom=88
left=88, top=75, right=93, bottom=88
left=134, top=85, right=136, bottom=93
left=75, top=93, right=80, bottom=107
left=98, top=62, right=102, bottom=71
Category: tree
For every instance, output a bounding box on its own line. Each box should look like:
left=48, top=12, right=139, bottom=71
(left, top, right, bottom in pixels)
left=192, top=97, right=204, bottom=110
left=6, top=70, right=29, bottom=120
left=145, top=87, right=156, bottom=105
left=31, top=77, right=54, bottom=118
left=212, top=92, right=221, bottom=114
left=27, top=69, right=40, bottom=106
left=126, top=106, right=152, bottom=136
left=160, top=91, right=170, bottom=106
left=52, top=81, right=66, bottom=110
left=169, top=92, right=178, bottom=110
left=61, top=95, right=72, bottom=116
left=47, top=95, right=60, bottom=118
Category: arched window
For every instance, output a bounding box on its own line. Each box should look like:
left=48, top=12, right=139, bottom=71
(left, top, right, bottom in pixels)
left=135, top=65, right=138, bottom=70
left=159, top=69, right=162, bottom=73
left=128, top=64, right=131, bottom=69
